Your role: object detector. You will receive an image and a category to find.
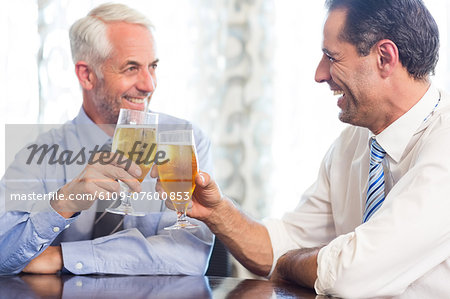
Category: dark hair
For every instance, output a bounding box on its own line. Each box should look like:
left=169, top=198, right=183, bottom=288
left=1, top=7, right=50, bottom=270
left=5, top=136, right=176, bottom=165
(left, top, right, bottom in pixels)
left=325, top=0, right=439, bottom=79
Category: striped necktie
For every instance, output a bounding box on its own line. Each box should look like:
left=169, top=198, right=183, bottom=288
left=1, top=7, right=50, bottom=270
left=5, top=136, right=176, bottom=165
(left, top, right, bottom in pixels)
left=92, top=140, right=124, bottom=238
left=93, top=204, right=124, bottom=238
left=363, top=138, right=386, bottom=223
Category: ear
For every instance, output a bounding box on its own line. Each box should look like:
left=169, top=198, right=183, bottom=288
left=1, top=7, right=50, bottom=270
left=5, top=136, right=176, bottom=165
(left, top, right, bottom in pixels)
left=75, top=61, right=97, bottom=90
left=375, top=39, right=399, bottom=78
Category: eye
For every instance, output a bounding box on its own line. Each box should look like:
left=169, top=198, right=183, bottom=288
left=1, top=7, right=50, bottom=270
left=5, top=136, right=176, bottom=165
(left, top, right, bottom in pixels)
left=327, top=55, right=336, bottom=63
left=127, top=66, right=138, bottom=72
left=150, top=63, right=158, bottom=69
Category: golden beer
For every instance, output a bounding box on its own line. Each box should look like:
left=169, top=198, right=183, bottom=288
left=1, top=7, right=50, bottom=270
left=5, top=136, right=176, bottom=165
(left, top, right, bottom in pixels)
left=112, top=125, right=157, bottom=182
left=158, top=144, right=198, bottom=213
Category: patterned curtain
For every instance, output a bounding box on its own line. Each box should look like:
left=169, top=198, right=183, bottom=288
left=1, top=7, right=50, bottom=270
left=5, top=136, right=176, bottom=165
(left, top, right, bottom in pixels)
left=0, top=0, right=40, bottom=174
left=193, top=0, right=274, bottom=218
left=37, top=0, right=85, bottom=123
left=191, top=0, right=275, bottom=278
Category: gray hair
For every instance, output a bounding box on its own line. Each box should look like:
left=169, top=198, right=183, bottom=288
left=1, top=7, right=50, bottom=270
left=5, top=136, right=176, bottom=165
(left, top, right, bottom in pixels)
left=69, top=3, right=154, bottom=78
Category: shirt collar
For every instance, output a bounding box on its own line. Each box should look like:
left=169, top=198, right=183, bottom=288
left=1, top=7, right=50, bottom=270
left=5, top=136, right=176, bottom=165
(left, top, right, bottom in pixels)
left=73, top=107, right=112, bottom=149
left=374, top=84, right=440, bottom=163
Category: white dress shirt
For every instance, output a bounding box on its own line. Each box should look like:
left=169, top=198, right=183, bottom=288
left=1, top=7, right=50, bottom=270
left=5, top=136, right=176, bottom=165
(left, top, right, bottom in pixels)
left=264, top=85, right=450, bottom=298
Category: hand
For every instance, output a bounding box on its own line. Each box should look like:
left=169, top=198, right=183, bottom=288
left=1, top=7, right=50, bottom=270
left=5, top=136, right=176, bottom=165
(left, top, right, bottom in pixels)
left=188, top=171, right=224, bottom=221
left=52, top=152, right=142, bottom=218
left=150, top=167, right=223, bottom=221
left=22, top=246, right=63, bottom=274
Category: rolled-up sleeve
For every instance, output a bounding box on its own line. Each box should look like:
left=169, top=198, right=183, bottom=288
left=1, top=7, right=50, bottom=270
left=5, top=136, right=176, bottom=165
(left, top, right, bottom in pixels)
left=315, top=125, right=450, bottom=298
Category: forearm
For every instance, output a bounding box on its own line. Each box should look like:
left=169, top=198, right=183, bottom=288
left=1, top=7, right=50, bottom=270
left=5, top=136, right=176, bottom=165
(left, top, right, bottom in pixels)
left=273, top=248, right=319, bottom=288
left=22, top=246, right=63, bottom=274
left=203, top=197, right=273, bottom=276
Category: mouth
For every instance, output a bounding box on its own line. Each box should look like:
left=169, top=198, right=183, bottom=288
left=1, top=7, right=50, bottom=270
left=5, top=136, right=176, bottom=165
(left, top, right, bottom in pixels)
left=333, top=90, right=344, bottom=96
left=124, top=96, right=147, bottom=104
left=332, top=89, right=346, bottom=108
left=121, top=95, right=150, bottom=110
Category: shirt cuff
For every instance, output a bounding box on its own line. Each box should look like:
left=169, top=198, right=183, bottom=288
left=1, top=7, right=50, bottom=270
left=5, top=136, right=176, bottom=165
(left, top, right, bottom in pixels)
left=29, top=201, right=79, bottom=240
left=262, top=218, right=295, bottom=277
left=314, top=233, right=352, bottom=295
left=61, top=239, right=96, bottom=274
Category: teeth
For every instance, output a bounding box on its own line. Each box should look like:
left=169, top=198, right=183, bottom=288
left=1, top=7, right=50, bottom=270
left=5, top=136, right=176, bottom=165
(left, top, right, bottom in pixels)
left=126, top=97, right=145, bottom=104
left=333, top=90, right=344, bottom=96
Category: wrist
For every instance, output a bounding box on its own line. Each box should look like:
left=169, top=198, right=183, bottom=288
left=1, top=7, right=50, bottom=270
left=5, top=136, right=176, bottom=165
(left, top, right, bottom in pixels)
left=204, top=196, right=235, bottom=234
left=50, top=188, right=76, bottom=219
left=279, top=248, right=320, bottom=288
left=276, top=251, right=292, bottom=280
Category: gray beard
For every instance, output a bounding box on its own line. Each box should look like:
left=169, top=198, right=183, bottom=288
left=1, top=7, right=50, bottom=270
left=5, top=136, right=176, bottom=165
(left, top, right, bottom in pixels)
left=92, top=83, right=121, bottom=124
left=97, top=98, right=120, bottom=124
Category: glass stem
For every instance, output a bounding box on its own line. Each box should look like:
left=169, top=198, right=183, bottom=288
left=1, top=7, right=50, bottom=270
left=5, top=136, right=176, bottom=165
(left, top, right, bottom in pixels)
left=119, top=181, right=132, bottom=208
left=177, top=210, right=188, bottom=223
left=121, top=192, right=132, bottom=208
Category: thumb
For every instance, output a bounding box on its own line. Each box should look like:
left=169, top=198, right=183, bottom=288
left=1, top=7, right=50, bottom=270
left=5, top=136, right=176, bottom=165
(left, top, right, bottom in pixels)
left=195, top=171, right=210, bottom=187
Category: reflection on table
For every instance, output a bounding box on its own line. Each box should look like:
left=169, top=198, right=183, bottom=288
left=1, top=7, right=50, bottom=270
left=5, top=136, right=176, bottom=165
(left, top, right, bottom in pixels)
left=0, top=274, right=318, bottom=299
left=210, top=276, right=318, bottom=299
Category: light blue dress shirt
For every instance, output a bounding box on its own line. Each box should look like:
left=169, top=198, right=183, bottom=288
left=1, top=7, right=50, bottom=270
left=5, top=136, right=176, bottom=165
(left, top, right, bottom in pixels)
left=0, top=108, right=214, bottom=275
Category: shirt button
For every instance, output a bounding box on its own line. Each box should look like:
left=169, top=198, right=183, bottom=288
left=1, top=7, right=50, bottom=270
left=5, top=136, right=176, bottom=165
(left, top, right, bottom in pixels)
left=53, top=227, right=60, bottom=233
left=75, top=262, right=83, bottom=270
left=65, top=224, right=70, bottom=229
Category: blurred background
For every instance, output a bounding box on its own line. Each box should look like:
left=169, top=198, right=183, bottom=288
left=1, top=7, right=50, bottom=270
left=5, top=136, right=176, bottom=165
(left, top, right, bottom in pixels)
left=2, top=0, right=450, bottom=276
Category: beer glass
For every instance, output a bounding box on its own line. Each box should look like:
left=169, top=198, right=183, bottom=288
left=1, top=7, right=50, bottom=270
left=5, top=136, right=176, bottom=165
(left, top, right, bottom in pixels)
left=106, top=108, right=158, bottom=216
left=158, top=130, right=199, bottom=229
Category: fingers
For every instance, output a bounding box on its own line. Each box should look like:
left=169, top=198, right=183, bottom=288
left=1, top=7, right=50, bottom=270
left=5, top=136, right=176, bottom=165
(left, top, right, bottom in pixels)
left=150, top=164, right=158, bottom=178
left=154, top=179, right=173, bottom=211
left=164, top=198, right=176, bottom=210
left=102, top=164, right=142, bottom=192
left=155, top=179, right=164, bottom=194
left=53, top=151, right=148, bottom=216
left=93, top=151, right=142, bottom=178
left=81, top=165, right=120, bottom=192
left=84, top=165, right=142, bottom=193
left=90, top=153, right=142, bottom=192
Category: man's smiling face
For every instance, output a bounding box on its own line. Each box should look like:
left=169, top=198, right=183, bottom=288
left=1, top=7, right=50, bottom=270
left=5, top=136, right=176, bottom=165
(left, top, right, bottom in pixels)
left=315, top=9, right=380, bottom=129
left=91, top=21, right=159, bottom=124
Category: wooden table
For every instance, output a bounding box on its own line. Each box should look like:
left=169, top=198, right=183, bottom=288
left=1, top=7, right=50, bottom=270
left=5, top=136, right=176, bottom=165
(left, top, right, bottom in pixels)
left=0, top=274, right=319, bottom=298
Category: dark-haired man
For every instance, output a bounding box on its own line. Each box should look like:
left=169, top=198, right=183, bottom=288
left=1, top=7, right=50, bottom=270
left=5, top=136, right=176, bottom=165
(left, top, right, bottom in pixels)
left=176, top=0, right=450, bottom=297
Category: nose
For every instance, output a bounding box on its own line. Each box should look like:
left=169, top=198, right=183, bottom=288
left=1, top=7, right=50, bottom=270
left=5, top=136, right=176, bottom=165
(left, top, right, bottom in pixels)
left=315, top=54, right=331, bottom=83
left=137, top=68, right=156, bottom=94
